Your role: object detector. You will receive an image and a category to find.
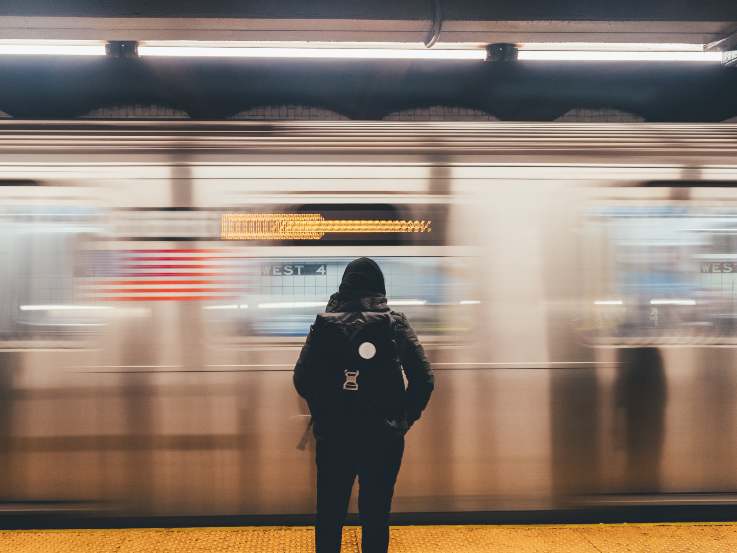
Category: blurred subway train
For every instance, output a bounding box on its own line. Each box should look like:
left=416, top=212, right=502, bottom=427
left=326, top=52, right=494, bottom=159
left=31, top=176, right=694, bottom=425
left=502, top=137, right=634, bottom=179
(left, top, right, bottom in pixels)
left=1, top=120, right=737, bottom=519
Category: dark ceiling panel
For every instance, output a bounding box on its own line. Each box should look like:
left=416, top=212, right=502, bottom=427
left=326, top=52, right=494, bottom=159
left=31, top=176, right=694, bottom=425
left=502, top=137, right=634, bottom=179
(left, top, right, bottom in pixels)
left=1, top=0, right=736, bottom=21
left=0, top=57, right=735, bottom=122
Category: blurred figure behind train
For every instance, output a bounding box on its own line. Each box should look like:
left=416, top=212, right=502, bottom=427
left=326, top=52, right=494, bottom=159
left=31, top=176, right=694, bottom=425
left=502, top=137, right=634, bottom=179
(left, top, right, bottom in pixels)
left=294, top=257, right=434, bottom=553
left=614, top=347, right=668, bottom=493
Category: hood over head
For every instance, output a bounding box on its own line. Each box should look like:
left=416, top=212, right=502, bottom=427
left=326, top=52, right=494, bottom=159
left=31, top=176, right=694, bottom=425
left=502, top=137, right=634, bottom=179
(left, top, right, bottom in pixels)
left=325, top=257, right=388, bottom=312
left=339, top=257, right=386, bottom=297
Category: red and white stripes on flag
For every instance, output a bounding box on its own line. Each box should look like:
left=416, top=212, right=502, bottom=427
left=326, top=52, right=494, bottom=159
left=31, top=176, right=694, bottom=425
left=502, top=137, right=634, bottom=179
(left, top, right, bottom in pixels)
left=85, top=248, right=256, bottom=302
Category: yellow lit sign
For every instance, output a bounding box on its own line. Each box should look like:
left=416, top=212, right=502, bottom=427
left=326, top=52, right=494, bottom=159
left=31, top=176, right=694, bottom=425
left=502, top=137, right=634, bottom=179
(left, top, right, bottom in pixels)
left=221, top=213, right=431, bottom=240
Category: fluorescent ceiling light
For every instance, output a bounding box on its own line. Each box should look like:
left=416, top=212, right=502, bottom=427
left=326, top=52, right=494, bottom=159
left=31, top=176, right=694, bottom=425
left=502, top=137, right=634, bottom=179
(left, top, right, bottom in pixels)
left=0, top=41, right=105, bottom=56
left=138, top=40, right=725, bottom=63
left=459, top=300, right=481, bottom=305
left=520, top=42, right=708, bottom=52
left=138, top=44, right=486, bottom=60
left=594, top=300, right=624, bottom=305
left=518, top=50, right=722, bottom=62
left=1, top=39, right=722, bottom=62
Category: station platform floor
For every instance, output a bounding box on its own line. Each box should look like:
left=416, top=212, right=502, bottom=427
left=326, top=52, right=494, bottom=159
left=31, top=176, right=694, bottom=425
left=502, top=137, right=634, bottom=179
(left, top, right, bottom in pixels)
left=2, top=522, right=737, bottom=553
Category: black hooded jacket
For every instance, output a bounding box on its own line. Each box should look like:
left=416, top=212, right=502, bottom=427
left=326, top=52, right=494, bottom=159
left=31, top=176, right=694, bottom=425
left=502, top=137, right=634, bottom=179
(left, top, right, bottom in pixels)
left=293, top=258, right=434, bottom=438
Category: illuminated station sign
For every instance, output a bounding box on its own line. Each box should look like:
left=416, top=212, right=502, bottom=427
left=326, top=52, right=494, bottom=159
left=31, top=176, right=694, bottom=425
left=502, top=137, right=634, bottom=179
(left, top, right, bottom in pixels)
left=220, top=213, right=432, bottom=241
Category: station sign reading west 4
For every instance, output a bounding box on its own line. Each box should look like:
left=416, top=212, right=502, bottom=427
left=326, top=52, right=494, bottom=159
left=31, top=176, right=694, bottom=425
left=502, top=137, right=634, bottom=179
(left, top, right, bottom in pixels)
left=220, top=213, right=431, bottom=240
left=701, top=262, right=737, bottom=273
left=261, top=263, right=327, bottom=276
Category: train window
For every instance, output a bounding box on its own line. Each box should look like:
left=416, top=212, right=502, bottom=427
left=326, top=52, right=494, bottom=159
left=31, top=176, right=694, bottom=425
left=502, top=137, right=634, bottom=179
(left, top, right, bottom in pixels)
left=202, top=256, right=475, bottom=339
left=0, top=205, right=104, bottom=342
left=582, top=202, right=737, bottom=344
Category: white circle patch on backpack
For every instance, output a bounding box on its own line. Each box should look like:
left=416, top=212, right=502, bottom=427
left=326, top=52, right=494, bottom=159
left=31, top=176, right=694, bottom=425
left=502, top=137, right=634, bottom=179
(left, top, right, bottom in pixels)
left=358, top=341, right=377, bottom=360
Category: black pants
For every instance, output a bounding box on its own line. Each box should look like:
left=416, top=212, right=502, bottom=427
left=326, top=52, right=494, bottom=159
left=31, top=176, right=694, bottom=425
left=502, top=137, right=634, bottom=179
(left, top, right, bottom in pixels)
left=315, top=430, right=405, bottom=553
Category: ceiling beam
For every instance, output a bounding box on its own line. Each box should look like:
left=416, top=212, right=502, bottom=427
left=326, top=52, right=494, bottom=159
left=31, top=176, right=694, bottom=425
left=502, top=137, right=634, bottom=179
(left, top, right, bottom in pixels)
left=0, top=17, right=734, bottom=44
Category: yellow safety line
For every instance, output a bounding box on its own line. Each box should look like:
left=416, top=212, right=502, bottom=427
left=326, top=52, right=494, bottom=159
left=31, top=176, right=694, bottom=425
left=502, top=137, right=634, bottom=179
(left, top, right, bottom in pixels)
left=4, top=521, right=737, bottom=533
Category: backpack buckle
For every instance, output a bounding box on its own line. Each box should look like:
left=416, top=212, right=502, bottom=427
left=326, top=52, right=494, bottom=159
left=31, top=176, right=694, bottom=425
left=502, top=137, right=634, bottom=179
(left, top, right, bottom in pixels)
left=343, top=369, right=360, bottom=391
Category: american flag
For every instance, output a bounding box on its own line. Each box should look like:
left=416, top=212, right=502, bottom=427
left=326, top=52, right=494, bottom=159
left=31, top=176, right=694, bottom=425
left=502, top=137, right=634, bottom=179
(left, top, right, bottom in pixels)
left=83, top=248, right=256, bottom=302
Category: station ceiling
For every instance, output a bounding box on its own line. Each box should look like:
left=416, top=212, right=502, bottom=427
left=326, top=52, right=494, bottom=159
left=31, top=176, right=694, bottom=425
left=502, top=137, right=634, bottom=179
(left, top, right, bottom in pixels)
left=0, top=1, right=735, bottom=121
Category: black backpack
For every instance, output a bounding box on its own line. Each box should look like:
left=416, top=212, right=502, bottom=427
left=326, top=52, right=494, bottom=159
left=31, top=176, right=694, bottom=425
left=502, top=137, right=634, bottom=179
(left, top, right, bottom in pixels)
left=307, top=311, right=406, bottom=426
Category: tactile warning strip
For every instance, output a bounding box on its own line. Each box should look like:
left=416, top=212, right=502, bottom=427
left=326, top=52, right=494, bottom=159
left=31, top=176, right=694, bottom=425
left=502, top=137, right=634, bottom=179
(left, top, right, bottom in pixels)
left=2, top=523, right=737, bottom=553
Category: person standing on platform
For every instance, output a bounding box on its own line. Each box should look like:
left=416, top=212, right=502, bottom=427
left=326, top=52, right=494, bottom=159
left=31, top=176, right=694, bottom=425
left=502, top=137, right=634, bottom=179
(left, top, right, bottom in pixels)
left=294, top=257, right=434, bottom=553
